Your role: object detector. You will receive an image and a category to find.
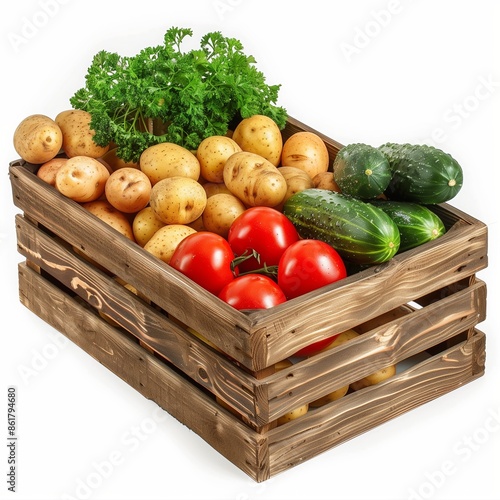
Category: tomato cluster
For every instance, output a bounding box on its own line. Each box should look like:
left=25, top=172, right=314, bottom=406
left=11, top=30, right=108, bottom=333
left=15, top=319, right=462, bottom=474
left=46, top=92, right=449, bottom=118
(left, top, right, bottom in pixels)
left=170, top=204, right=347, bottom=311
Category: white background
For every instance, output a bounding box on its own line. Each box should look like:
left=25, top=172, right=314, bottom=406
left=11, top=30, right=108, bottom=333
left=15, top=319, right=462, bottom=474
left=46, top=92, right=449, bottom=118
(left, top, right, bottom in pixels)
left=1, top=1, right=498, bottom=499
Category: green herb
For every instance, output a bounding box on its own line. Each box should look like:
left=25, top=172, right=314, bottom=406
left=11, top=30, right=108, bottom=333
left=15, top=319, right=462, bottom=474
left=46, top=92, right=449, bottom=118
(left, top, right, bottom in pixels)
left=70, top=27, right=287, bottom=163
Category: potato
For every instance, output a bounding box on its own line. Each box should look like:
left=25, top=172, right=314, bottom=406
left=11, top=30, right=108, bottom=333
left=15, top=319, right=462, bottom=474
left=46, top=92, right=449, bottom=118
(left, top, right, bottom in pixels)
left=55, top=109, right=109, bottom=158
left=309, top=384, right=349, bottom=408
left=232, top=115, right=283, bottom=166
left=350, top=364, right=397, bottom=391
left=13, top=114, right=63, bottom=164
left=196, top=135, right=242, bottom=183
left=55, top=156, right=110, bottom=202
left=312, top=171, right=341, bottom=192
left=187, top=215, right=206, bottom=232
left=132, top=207, right=166, bottom=247
left=203, top=182, right=233, bottom=198
left=275, top=166, right=314, bottom=210
left=223, top=151, right=287, bottom=207
left=202, top=193, right=246, bottom=238
left=105, top=167, right=152, bottom=213
left=140, top=142, right=200, bottom=185
left=81, top=200, right=135, bottom=241
left=37, top=157, right=68, bottom=186
left=150, top=176, right=207, bottom=225
left=314, top=329, right=361, bottom=354
left=100, top=147, right=139, bottom=171
left=281, top=131, right=330, bottom=179
left=143, top=224, right=197, bottom=264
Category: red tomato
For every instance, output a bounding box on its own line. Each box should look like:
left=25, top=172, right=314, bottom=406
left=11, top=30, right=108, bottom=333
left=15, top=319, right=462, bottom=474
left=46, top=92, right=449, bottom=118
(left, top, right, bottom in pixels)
left=228, top=207, right=300, bottom=273
left=293, top=334, right=340, bottom=357
left=277, top=239, right=347, bottom=300
left=169, top=231, right=235, bottom=295
left=218, top=274, right=286, bottom=310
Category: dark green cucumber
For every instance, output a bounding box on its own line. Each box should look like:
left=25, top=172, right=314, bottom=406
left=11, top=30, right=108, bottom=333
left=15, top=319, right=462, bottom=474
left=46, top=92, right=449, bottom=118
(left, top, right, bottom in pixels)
left=370, top=200, right=446, bottom=252
left=379, top=143, right=463, bottom=204
left=333, top=143, right=392, bottom=199
left=283, top=189, right=400, bottom=265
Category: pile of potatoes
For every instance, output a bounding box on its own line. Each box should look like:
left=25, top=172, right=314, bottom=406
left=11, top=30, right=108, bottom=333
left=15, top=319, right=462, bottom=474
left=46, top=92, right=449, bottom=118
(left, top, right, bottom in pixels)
left=13, top=109, right=397, bottom=425
left=13, top=109, right=342, bottom=265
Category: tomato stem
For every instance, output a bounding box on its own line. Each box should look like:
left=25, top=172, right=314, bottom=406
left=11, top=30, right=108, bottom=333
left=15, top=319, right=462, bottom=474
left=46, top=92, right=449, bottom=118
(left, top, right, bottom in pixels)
left=230, top=249, right=279, bottom=279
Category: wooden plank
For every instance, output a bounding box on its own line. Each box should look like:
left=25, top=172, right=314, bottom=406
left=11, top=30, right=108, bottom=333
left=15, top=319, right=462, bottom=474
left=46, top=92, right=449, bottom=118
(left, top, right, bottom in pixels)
left=17, top=263, right=271, bottom=482
left=267, top=330, right=486, bottom=478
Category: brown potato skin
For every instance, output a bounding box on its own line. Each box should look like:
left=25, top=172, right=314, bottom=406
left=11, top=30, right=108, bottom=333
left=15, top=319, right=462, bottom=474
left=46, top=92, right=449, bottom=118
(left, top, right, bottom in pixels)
left=105, top=167, right=152, bottom=213
left=140, top=142, right=200, bottom=185
left=82, top=200, right=135, bottom=241
left=202, top=193, right=246, bottom=238
left=55, top=109, right=109, bottom=158
left=13, top=114, right=63, bottom=164
left=281, top=131, right=330, bottom=179
left=197, top=135, right=242, bottom=183
left=143, top=224, right=197, bottom=264
left=223, top=151, right=287, bottom=207
left=150, top=176, right=207, bottom=225
left=55, top=156, right=110, bottom=203
left=132, top=207, right=166, bottom=247
left=232, top=115, right=283, bottom=166
left=37, top=157, right=68, bottom=186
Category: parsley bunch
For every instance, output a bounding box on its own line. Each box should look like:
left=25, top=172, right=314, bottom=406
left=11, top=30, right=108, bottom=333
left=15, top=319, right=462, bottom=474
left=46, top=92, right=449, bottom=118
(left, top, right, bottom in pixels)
left=70, top=27, right=287, bottom=163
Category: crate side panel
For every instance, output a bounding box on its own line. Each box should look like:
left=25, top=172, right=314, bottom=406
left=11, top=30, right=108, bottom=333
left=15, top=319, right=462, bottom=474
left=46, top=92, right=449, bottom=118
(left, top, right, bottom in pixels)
left=249, top=216, right=488, bottom=367
left=17, top=263, right=270, bottom=482
left=264, top=279, right=486, bottom=420
left=15, top=215, right=271, bottom=425
left=267, top=331, right=486, bottom=478
left=9, top=168, right=256, bottom=365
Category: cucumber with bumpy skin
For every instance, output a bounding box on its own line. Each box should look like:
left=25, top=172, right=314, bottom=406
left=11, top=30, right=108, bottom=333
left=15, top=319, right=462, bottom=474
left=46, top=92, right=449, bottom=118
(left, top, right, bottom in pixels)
left=369, top=200, right=446, bottom=252
left=333, top=143, right=392, bottom=199
left=283, top=189, right=400, bottom=265
left=379, top=143, right=463, bottom=204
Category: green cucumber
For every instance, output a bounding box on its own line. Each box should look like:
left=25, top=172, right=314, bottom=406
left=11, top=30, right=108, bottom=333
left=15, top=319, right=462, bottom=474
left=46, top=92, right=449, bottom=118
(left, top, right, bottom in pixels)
left=283, top=189, right=400, bottom=265
left=369, top=200, right=446, bottom=252
left=379, top=143, right=463, bottom=204
left=333, top=143, right=392, bottom=199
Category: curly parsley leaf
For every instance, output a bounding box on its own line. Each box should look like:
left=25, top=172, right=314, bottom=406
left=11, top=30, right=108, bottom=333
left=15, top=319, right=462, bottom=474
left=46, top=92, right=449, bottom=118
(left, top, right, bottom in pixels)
left=70, top=27, right=287, bottom=163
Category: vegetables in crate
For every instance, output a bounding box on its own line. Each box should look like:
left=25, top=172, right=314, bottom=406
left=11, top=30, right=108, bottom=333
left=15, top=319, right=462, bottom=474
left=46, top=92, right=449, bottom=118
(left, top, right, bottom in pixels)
left=70, top=27, right=287, bottom=163
left=379, top=143, right=463, bottom=204
left=283, top=189, right=400, bottom=264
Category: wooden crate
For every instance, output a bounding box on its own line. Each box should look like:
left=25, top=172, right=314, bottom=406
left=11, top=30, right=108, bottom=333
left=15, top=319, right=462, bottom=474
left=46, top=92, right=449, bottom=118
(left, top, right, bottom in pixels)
left=9, top=117, right=488, bottom=481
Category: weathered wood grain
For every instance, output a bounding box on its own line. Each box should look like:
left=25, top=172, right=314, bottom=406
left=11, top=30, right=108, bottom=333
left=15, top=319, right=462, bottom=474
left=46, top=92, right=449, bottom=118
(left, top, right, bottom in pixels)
left=267, top=331, right=486, bottom=478
left=16, top=263, right=486, bottom=482
left=15, top=215, right=270, bottom=427
left=17, top=263, right=270, bottom=482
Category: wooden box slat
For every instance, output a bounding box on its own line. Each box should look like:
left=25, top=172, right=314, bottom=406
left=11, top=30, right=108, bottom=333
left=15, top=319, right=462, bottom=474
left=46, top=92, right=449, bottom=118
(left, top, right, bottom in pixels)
left=17, top=262, right=486, bottom=482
